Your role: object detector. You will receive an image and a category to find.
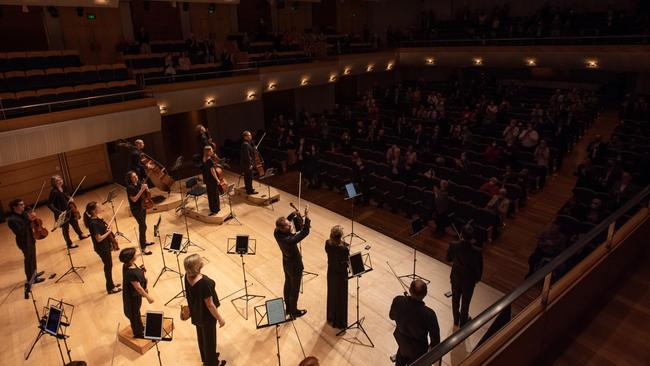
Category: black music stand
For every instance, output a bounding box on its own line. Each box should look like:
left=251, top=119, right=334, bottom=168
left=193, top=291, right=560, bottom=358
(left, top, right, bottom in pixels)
left=342, top=183, right=366, bottom=246
left=254, top=298, right=305, bottom=366
left=144, top=311, right=174, bottom=366
left=153, top=215, right=179, bottom=287
left=398, top=217, right=430, bottom=284
left=169, top=156, right=203, bottom=252
left=221, top=183, right=241, bottom=225
left=55, top=237, right=85, bottom=283
left=164, top=233, right=186, bottom=306
left=25, top=297, right=77, bottom=365
left=226, top=235, right=264, bottom=320
left=337, top=251, right=374, bottom=347
left=104, top=188, right=131, bottom=242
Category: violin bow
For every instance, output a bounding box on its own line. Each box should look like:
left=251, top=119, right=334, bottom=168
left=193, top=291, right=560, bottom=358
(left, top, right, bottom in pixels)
left=30, top=180, right=47, bottom=214
left=386, top=261, right=409, bottom=296
left=106, top=199, right=124, bottom=227
left=67, top=176, right=87, bottom=204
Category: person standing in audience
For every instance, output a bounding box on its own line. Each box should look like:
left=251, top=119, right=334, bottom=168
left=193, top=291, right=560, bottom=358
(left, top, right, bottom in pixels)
left=586, top=134, right=607, bottom=164
left=325, top=225, right=350, bottom=329
left=601, top=159, right=623, bottom=191
left=434, top=180, right=450, bottom=236
left=534, top=139, right=551, bottom=186
left=184, top=254, right=226, bottom=366
left=47, top=175, right=89, bottom=249
left=446, top=225, right=483, bottom=327
left=126, top=171, right=153, bottom=255
left=83, top=201, right=121, bottom=295
left=389, top=279, right=440, bottom=366
left=7, top=198, right=44, bottom=285
left=136, top=26, right=151, bottom=54
left=119, top=247, right=153, bottom=338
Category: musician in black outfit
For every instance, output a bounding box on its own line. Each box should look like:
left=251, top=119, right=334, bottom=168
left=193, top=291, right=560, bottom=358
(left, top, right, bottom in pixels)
left=240, top=130, right=258, bottom=195
left=274, top=205, right=311, bottom=318
left=325, top=225, right=349, bottom=329
left=83, top=201, right=121, bottom=294
left=446, top=225, right=483, bottom=327
left=7, top=199, right=45, bottom=285
left=127, top=139, right=147, bottom=180
left=119, top=247, right=154, bottom=338
left=202, top=146, right=221, bottom=215
left=196, top=124, right=212, bottom=156
left=389, top=279, right=441, bottom=366
left=47, top=175, right=89, bottom=249
left=126, top=171, right=153, bottom=255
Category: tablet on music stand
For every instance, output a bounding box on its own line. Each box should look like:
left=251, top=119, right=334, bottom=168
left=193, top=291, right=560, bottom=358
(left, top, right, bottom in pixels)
left=144, top=311, right=164, bottom=341
left=236, top=235, right=249, bottom=255
left=349, top=252, right=367, bottom=277
left=44, top=306, right=62, bottom=336
left=169, top=233, right=183, bottom=252
left=266, top=298, right=286, bottom=326
left=344, top=183, right=359, bottom=199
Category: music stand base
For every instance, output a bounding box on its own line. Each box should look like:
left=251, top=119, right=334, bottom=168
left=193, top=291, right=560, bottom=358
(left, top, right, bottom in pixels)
left=153, top=266, right=180, bottom=287
left=336, top=317, right=375, bottom=348
left=56, top=266, right=86, bottom=283
left=343, top=232, right=366, bottom=245
left=398, top=273, right=430, bottom=284
left=164, top=290, right=185, bottom=306
left=231, top=292, right=265, bottom=320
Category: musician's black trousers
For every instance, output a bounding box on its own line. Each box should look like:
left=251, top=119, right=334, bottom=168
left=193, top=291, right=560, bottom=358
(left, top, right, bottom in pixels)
left=18, top=242, right=37, bottom=283
left=283, top=259, right=304, bottom=314
left=59, top=214, right=83, bottom=247
left=131, top=208, right=147, bottom=249
left=244, top=168, right=254, bottom=193
left=96, top=248, right=115, bottom=292
left=206, top=182, right=221, bottom=213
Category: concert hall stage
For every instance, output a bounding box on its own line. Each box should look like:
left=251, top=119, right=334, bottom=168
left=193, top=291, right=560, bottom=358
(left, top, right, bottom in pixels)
left=0, top=171, right=502, bottom=366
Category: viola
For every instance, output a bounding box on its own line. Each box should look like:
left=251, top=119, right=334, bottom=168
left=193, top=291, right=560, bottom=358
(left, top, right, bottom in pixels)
left=102, top=218, right=119, bottom=251
left=68, top=201, right=81, bottom=220
left=140, top=180, right=154, bottom=210
left=30, top=214, right=49, bottom=240
left=289, top=202, right=304, bottom=231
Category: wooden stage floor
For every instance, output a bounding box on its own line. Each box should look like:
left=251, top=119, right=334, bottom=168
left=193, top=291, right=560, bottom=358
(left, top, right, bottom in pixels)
left=0, top=171, right=502, bottom=366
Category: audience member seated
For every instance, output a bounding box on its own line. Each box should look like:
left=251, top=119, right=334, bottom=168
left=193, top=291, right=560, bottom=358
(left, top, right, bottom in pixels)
left=178, top=52, right=191, bottom=71
left=526, top=221, right=567, bottom=278
left=518, top=123, right=540, bottom=150
left=484, top=141, right=501, bottom=165
left=486, top=188, right=510, bottom=225
left=480, top=177, right=500, bottom=196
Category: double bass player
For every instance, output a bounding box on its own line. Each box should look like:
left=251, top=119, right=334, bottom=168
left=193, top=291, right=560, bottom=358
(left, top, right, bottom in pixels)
left=240, top=131, right=258, bottom=195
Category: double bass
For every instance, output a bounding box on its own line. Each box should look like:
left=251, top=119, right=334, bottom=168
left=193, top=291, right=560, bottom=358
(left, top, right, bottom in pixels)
left=254, top=132, right=266, bottom=177
left=118, top=140, right=176, bottom=192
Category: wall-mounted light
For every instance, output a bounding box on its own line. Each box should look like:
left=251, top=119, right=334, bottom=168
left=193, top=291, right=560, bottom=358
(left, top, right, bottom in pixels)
left=205, top=98, right=215, bottom=106
left=343, top=67, right=352, bottom=75
left=425, top=58, right=435, bottom=65
left=300, top=78, right=309, bottom=86
left=386, top=62, right=394, bottom=70
left=526, top=58, right=537, bottom=67
left=246, top=91, right=256, bottom=100
left=586, top=59, right=599, bottom=69
left=473, top=58, right=483, bottom=66
left=158, top=105, right=168, bottom=114
left=267, top=82, right=277, bottom=90
left=366, top=64, right=374, bottom=72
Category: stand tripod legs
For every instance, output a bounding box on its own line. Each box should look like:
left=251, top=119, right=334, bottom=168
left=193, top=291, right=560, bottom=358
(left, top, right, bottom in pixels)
left=164, top=253, right=185, bottom=306
left=336, top=276, right=374, bottom=347
left=56, top=248, right=85, bottom=283
left=153, top=235, right=179, bottom=288
left=231, top=255, right=264, bottom=320
left=398, top=248, right=430, bottom=285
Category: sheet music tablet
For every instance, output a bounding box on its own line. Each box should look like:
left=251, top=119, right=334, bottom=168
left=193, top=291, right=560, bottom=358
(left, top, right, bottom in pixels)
left=169, top=233, right=183, bottom=252
left=144, top=311, right=164, bottom=340
left=349, top=252, right=366, bottom=276
left=345, top=183, right=358, bottom=199
left=236, top=235, right=249, bottom=254
left=266, top=298, right=286, bottom=325
left=44, top=306, right=62, bottom=336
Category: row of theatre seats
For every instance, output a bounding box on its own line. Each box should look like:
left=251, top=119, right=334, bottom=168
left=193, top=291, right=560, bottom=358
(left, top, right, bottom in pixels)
left=133, top=63, right=225, bottom=85
left=0, top=64, right=129, bottom=93
left=0, top=50, right=81, bottom=72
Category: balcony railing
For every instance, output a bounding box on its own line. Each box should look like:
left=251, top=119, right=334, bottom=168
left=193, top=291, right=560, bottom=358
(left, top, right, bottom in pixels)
left=400, top=34, right=650, bottom=48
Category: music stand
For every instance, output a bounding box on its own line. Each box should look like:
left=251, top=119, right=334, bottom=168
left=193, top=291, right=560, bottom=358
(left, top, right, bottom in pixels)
left=175, top=177, right=204, bottom=253
left=164, top=232, right=186, bottom=306
left=342, top=183, right=366, bottom=246
left=226, top=235, right=264, bottom=320
left=221, top=183, right=241, bottom=225
left=336, top=251, right=374, bottom=347
left=25, top=297, right=76, bottom=365
left=103, top=188, right=131, bottom=242
left=144, top=311, right=174, bottom=366
left=153, top=215, right=179, bottom=287
left=254, top=298, right=305, bottom=366
left=398, top=217, right=430, bottom=284
left=55, top=237, right=85, bottom=283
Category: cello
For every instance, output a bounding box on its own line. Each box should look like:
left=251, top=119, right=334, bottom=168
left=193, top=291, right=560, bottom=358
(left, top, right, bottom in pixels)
left=253, top=132, right=266, bottom=177
left=30, top=181, right=49, bottom=240
left=118, top=140, right=176, bottom=192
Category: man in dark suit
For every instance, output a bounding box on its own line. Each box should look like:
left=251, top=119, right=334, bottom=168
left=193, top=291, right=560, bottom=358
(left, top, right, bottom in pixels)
left=389, top=279, right=440, bottom=366
left=7, top=199, right=45, bottom=285
left=446, top=225, right=483, bottom=327
left=240, top=130, right=258, bottom=195
left=274, top=206, right=311, bottom=318
left=128, top=139, right=147, bottom=180
left=434, top=180, right=450, bottom=235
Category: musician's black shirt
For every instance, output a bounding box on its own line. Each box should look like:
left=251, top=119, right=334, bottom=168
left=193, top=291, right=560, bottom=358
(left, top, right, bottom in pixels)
left=88, top=217, right=110, bottom=252
left=389, top=295, right=440, bottom=358
left=126, top=182, right=143, bottom=211
left=274, top=217, right=311, bottom=263
left=47, top=188, right=69, bottom=219
left=7, top=212, right=35, bottom=249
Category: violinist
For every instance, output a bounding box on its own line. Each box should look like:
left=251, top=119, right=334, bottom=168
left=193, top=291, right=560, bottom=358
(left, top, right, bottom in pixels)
left=7, top=199, right=45, bottom=285
left=202, top=146, right=222, bottom=216
left=119, top=247, right=153, bottom=338
left=240, top=130, right=258, bottom=195
left=126, top=171, right=154, bottom=255
left=47, top=175, right=89, bottom=249
left=83, top=201, right=121, bottom=294
left=127, top=139, right=147, bottom=180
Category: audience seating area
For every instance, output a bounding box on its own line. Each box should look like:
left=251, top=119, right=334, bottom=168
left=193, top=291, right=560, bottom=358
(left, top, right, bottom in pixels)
left=0, top=50, right=145, bottom=119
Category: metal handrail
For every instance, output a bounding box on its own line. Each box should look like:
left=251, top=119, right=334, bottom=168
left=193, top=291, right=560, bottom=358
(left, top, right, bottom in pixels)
left=0, top=89, right=151, bottom=114
left=400, top=34, right=650, bottom=47
left=411, top=184, right=650, bottom=366
left=142, top=67, right=257, bottom=86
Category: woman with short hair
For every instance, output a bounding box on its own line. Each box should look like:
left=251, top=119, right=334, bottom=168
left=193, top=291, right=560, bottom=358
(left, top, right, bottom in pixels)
left=184, top=254, right=226, bottom=366
left=119, top=247, right=153, bottom=338
left=325, top=225, right=350, bottom=329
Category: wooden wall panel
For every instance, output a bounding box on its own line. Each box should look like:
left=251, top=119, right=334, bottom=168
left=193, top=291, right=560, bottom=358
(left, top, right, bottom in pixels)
left=131, top=0, right=182, bottom=41
left=0, top=5, right=48, bottom=51
left=58, top=6, right=124, bottom=65
left=237, top=0, right=271, bottom=34
left=65, top=145, right=112, bottom=189
left=160, top=109, right=207, bottom=165
left=188, top=3, right=235, bottom=48
left=311, top=0, right=337, bottom=30
left=336, top=0, right=367, bottom=35
left=276, top=3, right=312, bottom=33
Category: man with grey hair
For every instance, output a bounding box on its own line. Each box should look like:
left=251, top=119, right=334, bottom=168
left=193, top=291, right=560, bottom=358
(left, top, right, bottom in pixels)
left=274, top=205, right=311, bottom=318
left=128, top=139, right=146, bottom=179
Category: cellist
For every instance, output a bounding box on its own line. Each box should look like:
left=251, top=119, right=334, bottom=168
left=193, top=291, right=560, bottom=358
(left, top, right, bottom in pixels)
left=126, top=171, right=154, bottom=255
left=47, top=175, right=89, bottom=249
left=7, top=198, right=45, bottom=285
left=202, top=146, right=222, bottom=216
left=83, top=201, right=122, bottom=295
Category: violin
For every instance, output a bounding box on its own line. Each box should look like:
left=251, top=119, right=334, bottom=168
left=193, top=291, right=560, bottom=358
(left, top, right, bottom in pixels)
left=289, top=202, right=304, bottom=231
left=30, top=181, right=49, bottom=240
left=68, top=201, right=81, bottom=220
left=140, top=179, right=154, bottom=210
left=103, top=219, right=120, bottom=251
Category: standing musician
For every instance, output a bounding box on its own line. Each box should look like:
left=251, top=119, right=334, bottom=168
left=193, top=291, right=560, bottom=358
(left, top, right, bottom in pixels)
left=119, top=247, right=154, bottom=338
left=196, top=124, right=214, bottom=156
left=240, top=130, right=258, bottom=195
left=325, top=225, right=350, bottom=329
left=47, top=175, right=89, bottom=249
left=202, top=146, right=222, bottom=216
left=126, top=171, right=154, bottom=255
left=273, top=205, right=311, bottom=318
left=446, top=225, right=483, bottom=327
left=7, top=198, right=45, bottom=285
left=127, top=139, right=147, bottom=180
left=83, top=201, right=122, bottom=294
